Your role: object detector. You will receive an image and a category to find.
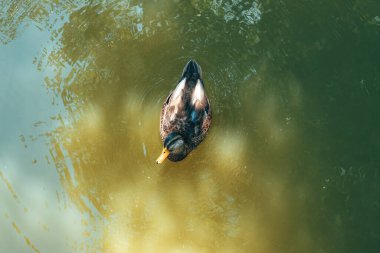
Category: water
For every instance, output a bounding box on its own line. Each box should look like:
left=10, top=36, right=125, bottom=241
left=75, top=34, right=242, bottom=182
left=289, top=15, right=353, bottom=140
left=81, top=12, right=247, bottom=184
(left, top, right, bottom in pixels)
left=1, top=1, right=380, bottom=252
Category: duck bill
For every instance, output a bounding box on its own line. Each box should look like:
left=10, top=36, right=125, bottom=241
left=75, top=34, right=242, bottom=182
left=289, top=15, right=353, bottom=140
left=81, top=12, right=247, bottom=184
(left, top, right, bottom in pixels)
left=156, top=148, right=170, bottom=164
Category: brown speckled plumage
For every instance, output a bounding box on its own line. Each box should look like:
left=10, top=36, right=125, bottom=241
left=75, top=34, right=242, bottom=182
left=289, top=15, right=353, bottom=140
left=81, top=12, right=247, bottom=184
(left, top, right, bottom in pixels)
left=159, top=60, right=212, bottom=162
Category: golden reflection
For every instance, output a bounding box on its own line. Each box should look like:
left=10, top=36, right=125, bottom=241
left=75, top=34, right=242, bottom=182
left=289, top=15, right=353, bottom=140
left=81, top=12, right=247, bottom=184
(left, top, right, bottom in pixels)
left=23, top=235, right=42, bottom=253
left=10, top=219, right=42, bottom=253
left=0, top=170, right=19, bottom=202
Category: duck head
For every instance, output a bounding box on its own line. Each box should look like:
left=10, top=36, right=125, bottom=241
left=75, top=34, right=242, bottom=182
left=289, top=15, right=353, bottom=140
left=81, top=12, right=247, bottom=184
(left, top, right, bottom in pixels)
left=156, top=132, right=187, bottom=164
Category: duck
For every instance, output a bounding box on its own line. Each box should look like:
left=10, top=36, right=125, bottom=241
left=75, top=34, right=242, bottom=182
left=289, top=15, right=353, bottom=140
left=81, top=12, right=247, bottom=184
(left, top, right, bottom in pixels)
left=156, top=60, right=212, bottom=163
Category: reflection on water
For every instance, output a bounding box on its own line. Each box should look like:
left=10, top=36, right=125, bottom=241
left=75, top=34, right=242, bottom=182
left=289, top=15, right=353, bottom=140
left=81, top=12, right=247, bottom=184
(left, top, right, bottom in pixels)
left=1, top=0, right=380, bottom=252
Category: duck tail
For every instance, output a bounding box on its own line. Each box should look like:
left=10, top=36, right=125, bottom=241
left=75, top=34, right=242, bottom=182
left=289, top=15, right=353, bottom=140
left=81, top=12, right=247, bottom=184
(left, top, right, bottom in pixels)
left=181, top=59, right=202, bottom=82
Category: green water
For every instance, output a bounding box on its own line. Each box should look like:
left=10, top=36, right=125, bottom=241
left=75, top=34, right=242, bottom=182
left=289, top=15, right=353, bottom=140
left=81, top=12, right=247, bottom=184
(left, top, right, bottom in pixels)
left=1, top=1, right=380, bottom=252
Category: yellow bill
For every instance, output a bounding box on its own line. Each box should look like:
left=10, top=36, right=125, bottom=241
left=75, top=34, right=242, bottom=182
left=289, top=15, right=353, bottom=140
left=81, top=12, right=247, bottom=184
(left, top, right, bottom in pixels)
left=156, top=147, right=170, bottom=164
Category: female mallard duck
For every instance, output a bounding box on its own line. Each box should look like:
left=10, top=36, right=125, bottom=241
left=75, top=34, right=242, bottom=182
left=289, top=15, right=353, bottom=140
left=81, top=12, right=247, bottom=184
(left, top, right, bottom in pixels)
left=156, top=60, right=211, bottom=163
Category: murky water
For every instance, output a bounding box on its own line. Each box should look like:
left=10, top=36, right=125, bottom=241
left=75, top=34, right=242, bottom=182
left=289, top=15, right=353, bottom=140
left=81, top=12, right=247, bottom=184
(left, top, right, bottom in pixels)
left=1, top=1, right=380, bottom=252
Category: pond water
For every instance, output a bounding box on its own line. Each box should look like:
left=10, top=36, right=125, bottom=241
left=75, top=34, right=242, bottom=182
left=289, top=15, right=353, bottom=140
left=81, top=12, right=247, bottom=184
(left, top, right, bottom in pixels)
left=1, top=1, right=380, bottom=252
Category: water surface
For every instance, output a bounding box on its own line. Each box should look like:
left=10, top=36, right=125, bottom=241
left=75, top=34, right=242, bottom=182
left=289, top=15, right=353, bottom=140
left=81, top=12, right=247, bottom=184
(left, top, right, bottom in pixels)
left=1, top=1, right=380, bottom=252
